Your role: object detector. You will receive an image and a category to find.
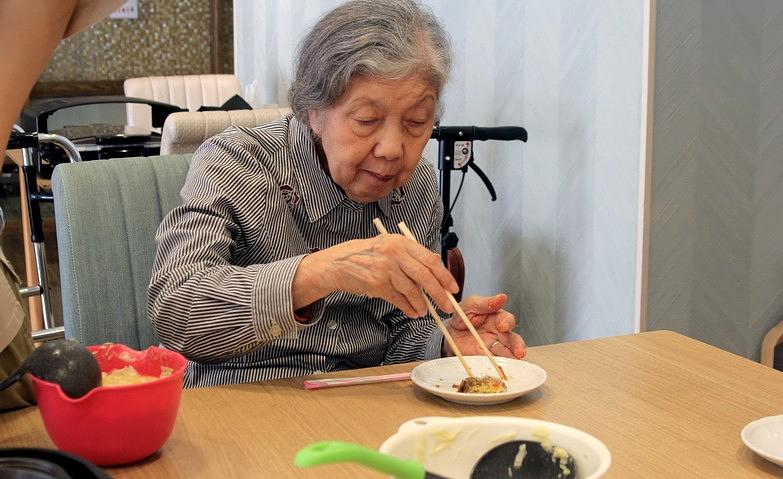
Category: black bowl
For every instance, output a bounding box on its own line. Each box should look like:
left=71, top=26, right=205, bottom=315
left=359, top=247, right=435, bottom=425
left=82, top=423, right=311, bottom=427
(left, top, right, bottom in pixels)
left=0, top=449, right=109, bottom=479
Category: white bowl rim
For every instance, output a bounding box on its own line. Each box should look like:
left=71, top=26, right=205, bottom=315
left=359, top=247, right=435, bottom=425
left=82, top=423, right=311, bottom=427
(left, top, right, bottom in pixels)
left=379, top=415, right=612, bottom=479
left=741, top=414, right=783, bottom=466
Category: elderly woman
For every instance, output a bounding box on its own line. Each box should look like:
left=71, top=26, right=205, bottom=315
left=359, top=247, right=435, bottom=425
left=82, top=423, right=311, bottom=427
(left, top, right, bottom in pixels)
left=149, top=0, right=526, bottom=388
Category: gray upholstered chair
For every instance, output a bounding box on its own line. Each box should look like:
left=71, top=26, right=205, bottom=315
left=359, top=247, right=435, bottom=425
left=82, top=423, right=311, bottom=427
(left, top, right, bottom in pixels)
left=51, top=155, right=192, bottom=349
left=160, top=107, right=291, bottom=155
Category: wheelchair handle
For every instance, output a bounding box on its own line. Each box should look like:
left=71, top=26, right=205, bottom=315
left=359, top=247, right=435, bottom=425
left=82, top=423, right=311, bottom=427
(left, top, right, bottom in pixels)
left=431, top=125, right=527, bottom=142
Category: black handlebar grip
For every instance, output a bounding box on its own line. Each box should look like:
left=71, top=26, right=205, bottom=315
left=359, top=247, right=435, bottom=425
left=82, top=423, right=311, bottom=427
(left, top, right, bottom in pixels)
left=431, top=126, right=527, bottom=142
left=6, top=131, right=39, bottom=150
left=473, top=126, right=527, bottom=142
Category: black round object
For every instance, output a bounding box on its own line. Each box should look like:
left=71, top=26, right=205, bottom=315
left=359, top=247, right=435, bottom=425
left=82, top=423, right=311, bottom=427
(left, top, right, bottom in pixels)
left=0, top=457, right=70, bottom=479
left=0, top=450, right=109, bottom=479
left=0, top=340, right=101, bottom=399
left=25, top=339, right=101, bottom=398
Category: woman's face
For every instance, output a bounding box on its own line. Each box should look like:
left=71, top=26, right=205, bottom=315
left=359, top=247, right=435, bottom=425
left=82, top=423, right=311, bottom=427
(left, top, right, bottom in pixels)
left=309, top=75, right=437, bottom=203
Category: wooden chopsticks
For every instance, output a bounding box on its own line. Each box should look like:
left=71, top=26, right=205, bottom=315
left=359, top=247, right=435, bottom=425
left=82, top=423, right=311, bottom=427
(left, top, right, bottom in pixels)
left=395, top=220, right=507, bottom=380
left=372, top=218, right=474, bottom=378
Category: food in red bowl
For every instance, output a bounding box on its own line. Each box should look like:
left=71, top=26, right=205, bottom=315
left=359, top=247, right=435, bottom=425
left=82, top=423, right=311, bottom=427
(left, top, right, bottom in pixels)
left=31, top=343, right=187, bottom=466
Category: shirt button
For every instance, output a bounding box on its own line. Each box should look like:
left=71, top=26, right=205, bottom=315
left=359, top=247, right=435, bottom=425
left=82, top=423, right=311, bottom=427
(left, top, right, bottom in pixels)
left=326, top=320, right=338, bottom=331
left=313, top=370, right=324, bottom=374
left=270, top=324, right=282, bottom=337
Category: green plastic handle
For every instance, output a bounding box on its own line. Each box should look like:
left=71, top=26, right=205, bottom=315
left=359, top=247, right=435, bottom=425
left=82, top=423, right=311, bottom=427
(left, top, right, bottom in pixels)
left=295, top=441, right=426, bottom=479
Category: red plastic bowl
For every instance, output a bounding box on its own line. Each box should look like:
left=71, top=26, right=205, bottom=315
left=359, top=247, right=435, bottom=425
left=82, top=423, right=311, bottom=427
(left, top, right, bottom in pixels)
left=31, top=343, right=187, bottom=466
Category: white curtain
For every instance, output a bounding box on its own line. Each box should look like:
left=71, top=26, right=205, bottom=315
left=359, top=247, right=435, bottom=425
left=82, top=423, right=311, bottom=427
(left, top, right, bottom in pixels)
left=234, top=0, right=645, bottom=346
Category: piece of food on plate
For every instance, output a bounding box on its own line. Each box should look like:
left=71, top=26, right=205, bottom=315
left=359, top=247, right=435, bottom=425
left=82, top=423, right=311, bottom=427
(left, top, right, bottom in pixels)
left=455, top=375, right=507, bottom=394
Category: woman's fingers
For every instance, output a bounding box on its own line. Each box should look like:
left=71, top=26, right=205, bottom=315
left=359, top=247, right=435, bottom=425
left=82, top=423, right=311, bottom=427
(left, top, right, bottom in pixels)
left=326, top=234, right=458, bottom=317
left=493, top=312, right=516, bottom=333
left=398, top=257, right=454, bottom=313
left=388, top=270, right=427, bottom=316
left=449, top=332, right=525, bottom=359
left=388, top=291, right=420, bottom=318
left=449, top=314, right=479, bottom=331
left=403, top=239, right=458, bottom=312
left=379, top=235, right=457, bottom=315
left=460, top=294, right=507, bottom=315
left=509, top=333, right=526, bottom=358
left=443, top=301, right=527, bottom=359
left=488, top=333, right=525, bottom=359
left=406, top=242, right=459, bottom=293
left=487, top=336, right=514, bottom=358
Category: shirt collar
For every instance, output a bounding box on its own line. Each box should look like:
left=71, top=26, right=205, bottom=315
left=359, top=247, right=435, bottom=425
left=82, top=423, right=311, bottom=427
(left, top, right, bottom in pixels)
left=376, top=191, right=395, bottom=218
left=289, top=117, right=346, bottom=223
left=288, top=116, right=399, bottom=223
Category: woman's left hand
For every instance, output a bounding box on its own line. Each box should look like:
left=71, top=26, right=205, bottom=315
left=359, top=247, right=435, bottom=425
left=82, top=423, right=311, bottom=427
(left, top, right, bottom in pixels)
left=442, top=293, right=526, bottom=359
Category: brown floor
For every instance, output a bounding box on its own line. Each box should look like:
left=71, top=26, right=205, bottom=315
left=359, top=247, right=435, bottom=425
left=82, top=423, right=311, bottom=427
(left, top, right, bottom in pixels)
left=2, top=218, right=63, bottom=327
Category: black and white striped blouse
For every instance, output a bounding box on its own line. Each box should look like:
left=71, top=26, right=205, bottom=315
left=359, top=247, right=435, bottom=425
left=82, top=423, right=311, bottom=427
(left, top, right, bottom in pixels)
left=148, top=114, right=446, bottom=388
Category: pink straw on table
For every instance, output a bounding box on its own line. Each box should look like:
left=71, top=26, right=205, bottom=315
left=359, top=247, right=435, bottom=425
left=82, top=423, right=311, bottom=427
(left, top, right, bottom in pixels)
left=304, top=372, right=411, bottom=390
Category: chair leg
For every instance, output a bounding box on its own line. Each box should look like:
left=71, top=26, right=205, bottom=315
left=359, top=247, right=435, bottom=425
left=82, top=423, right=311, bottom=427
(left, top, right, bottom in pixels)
left=21, top=154, right=58, bottom=339
left=15, top=160, right=44, bottom=330
left=31, top=240, right=54, bottom=331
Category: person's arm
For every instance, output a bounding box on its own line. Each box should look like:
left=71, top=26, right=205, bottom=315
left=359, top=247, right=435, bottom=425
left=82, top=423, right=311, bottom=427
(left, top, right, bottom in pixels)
left=64, top=0, right=125, bottom=37
left=0, top=0, right=77, bottom=160
left=289, top=159, right=458, bottom=319
left=0, top=0, right=124, bottom=161
left=148, top=134, right=324, bottom=363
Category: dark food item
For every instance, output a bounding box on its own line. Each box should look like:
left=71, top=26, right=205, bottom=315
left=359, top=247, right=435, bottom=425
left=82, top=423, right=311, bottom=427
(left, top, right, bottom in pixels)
left=471, top=440, right=577, bottom=479
left=455, top=376, right=507, bottom=394
left=0, top=339, right=101, bottom=398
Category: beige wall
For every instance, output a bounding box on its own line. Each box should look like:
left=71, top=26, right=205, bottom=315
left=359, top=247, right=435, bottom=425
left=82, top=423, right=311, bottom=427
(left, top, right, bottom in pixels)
left=647, top=0, right=783, bottom=360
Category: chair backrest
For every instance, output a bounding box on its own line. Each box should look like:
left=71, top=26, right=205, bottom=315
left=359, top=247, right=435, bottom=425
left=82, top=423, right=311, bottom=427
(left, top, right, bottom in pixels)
left=761, top=320, right=783, bottom=368
left=447, top=247, right=465, bottom=303
left=123, top=74, right=242, bottom=130
left=51, top=155, right=192, bottom=348
left=160, top=108, right=291, bottom=155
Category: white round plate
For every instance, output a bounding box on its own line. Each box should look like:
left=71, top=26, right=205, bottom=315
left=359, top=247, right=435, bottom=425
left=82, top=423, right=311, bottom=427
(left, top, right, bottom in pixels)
left=742, top=415, right=783, bottom=467
left=410, top=356, right=546, bottom=405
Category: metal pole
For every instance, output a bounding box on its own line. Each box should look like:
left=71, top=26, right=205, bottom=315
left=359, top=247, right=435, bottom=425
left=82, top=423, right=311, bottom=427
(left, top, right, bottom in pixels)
left=38, top=133, right=82, bottom=163
left=437, top=139, right=453, bottom=265
left=32, top=242, right=55, bottom=330
left=32, top=326, right=65, bottom=342
left=18, top=286, right=42, bottom=298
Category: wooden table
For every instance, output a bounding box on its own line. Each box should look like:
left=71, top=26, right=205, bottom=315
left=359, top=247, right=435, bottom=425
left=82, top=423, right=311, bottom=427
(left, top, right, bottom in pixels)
left=2, top=331, right=783, bottom=478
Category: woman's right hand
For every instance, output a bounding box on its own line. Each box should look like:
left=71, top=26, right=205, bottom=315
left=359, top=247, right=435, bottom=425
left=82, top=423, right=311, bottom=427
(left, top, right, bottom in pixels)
left=293, top=234, right=459, bottom=318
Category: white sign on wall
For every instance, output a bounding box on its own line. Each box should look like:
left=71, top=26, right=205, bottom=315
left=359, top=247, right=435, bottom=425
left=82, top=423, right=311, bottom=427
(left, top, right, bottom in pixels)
left=111, top=0, right=138, bottom=19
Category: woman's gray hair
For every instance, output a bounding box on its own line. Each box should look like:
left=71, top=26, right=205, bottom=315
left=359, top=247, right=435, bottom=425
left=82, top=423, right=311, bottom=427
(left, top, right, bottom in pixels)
left=288, top=0, right=451, bottom=129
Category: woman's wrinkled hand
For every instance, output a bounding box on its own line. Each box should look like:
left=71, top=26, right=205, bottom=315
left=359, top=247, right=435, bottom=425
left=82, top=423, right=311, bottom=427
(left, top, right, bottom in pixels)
left=443, top=293, right=526, bottom=359
left=302, top=234, right=459, bottom=318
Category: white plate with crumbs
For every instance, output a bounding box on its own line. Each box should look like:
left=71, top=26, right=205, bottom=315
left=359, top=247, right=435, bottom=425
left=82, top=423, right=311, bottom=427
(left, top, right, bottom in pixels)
left=742, top=415, right=783, bottom=467
left=410, top=356, right=546, bottom=405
